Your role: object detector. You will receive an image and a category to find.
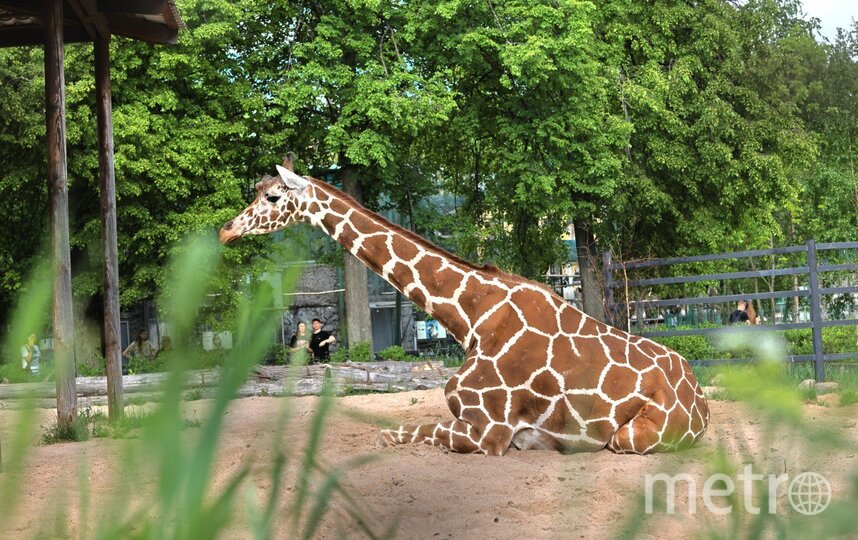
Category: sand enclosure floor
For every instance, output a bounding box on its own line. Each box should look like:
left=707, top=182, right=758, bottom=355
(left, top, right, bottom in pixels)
left=1, top=390, right=856, bottom=539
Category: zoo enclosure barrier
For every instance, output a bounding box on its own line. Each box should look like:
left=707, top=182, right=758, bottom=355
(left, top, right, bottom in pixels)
left=603, top=240, right=858, bottom=381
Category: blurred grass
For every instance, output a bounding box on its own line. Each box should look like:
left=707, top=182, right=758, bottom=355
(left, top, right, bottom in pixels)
left=617, top=331, right=858, bottom=538
left=0, top=234, right=390, bottom=538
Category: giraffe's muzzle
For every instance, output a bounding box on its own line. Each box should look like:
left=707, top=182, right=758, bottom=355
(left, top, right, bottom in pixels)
left=219, top=221, right=241, bottom=244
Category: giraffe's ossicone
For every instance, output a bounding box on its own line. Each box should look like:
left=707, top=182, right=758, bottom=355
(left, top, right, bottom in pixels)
left=220, top=164, right=710, bottom=456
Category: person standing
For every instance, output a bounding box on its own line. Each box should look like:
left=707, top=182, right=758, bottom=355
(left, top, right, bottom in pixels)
left=728, top=300, right=750, bottom=325
left=123, top=329, right=156, bottom=373
left=290, top=321, right=312, bottom=353
left=744, top=300, right=758, bottom=325
left=21, top=333, right=40, bottom=375
left=309, top=318, right=336, bottom=363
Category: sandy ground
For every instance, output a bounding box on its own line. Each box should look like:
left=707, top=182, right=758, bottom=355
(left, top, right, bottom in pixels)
left=1, top=390, right=856, bottom=539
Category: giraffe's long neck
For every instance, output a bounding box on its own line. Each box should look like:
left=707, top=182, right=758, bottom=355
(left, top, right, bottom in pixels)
left=300, top=179, right=488, bottom=346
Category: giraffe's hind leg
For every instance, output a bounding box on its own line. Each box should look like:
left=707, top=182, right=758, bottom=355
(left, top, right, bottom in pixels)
left=378, top=420, right=514, bottom=456
left=606, top=389, right=670, bottom=455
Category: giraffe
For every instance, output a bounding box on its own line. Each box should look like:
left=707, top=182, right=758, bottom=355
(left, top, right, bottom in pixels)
left=220, top=163, right=710, bottom=456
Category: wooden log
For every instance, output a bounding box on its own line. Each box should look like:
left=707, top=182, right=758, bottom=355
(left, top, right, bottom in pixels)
left=0, top=362, right=457, bottom=408
left=0, top=370, right=220, bottom=400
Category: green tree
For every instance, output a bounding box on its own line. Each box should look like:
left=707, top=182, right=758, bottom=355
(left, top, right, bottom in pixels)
left=0, top=47, right=49, bottom=318
left=795, top=22, right=858, bottom=242
left=253, top=0, right=458, bottom=344
left=598, top=0, right=818, bottom=262
left=407, top=0, right=628, bottom=317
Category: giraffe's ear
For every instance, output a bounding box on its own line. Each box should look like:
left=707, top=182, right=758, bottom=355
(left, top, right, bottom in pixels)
left=276, top=165, right=309, bottom=192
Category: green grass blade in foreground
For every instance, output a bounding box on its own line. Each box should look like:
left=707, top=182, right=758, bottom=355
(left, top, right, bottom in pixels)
left=0, top=406, right=37, bottom=520
left=0, top=254, right=51, bottom=521
left=181, top=282, right=280, bottom=537
left=2, top=254, right=51, bottom=367
left=160, top=234, right=224, bottom=340
left=615, top=331, right=858, bottom=538
left=251, top=405, right=294, bottom=540
left=302, top=455, right=380, bottom=540
left=194, top=465, right=252, bottom=538
left=179, top=235, right=304, bottom=537
left=715, top=333, right=804, bottom=424
left=291, top=378, right=335, bottom=533
left=146, top=234, right=224, bottom=530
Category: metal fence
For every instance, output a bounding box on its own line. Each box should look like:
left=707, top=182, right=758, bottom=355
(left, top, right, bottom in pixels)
left=603, top=240, right=858, bottom=380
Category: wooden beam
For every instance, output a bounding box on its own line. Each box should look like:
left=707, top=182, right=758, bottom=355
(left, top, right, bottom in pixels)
left=43, top=0, right=77, bottom=432
left=95, top=34, right=124, bottom=421
left=97, top=0, right=164, bottom=15
left=77, top=0, right=110, bottom=40
left=0, top=26, right=92, bottom=48
left=66, top=0, right=98, bottom=40
left=103, top=13, right=177, bottom=44
left=0, top=0, right=43, bottom=17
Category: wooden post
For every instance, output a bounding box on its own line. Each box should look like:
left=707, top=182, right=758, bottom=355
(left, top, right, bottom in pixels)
left=95, top=34, right=124, bottom=421
left=44, top=0, right=77, bottom=431
left=806, top=239, right=825, bottom=381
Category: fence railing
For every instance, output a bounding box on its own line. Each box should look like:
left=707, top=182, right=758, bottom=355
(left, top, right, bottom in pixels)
left=603, top=239, right=858, bottom=381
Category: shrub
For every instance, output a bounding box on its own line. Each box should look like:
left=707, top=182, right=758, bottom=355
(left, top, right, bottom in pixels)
left=266, top=344, right=290, bottom=365
left=655, top=333, right=718, bottom=360
left=0, top=362, right=39, bottom=384
left=329, top=341, right=374, bottom=362
left=42, top=410, right=91, bottom=444
left=377, top=345, right=407, bottom=361
left=329, top=347, right=348, bottom=362
left=77, top=360, right=105, bottom=377
left=840, top=388, right=858, bottom=407
left=348, top=341, right=374, bottom=362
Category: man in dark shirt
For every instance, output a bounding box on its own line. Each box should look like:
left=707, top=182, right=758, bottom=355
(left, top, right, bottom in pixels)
left=309, top=318, right=336, bottom=362
left=728, top=300, right=750, bottom=324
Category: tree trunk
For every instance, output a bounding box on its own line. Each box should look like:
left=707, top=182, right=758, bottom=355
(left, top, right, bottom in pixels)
left=341, top=166, right=373, bottom=347
left=573, top=221, right=606, bottom=322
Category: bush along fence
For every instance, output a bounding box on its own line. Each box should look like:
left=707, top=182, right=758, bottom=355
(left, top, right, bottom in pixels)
left=603, top=240, right=858, bottom=381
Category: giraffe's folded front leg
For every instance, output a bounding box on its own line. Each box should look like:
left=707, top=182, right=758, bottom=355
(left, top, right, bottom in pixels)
left=378, top=420, right=513, bottom=456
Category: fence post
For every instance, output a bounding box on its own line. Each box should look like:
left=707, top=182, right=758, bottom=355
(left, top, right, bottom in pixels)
left=806, top=239, right=825, bottom=381
left=602, top=251, right=614, bottom=326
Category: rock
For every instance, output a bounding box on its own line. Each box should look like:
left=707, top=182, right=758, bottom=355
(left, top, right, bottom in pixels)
left=702, top=386, right=725, bottom=398
left=797, top=379, right=816, bottom=390
left=815, top=381, right=840, bottom=394
left=816, top=393, right=840, bottom=407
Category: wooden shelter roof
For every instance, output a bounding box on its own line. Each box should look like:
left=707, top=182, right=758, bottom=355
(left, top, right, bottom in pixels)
left=0, top=0, right=182, bottom=47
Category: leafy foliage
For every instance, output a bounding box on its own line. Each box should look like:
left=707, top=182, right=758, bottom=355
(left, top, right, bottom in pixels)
left=1, top=1, right=858, bottom=324
left=377, top=345, right=408, bottom=361
left=331, top=340, right=374, bottom=363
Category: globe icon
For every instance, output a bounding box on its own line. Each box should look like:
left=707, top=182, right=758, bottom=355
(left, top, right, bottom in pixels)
left=788, top=472, right=832, bottom=516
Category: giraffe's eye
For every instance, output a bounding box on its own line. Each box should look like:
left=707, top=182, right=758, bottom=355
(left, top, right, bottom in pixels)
left=266, top=195, right=281, bottom=204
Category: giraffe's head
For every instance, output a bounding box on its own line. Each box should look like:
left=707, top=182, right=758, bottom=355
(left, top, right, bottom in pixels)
left=219, top=165, right=310, bottom=244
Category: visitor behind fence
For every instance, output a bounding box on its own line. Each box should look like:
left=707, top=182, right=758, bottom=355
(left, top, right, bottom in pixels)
left=728, top=300, right=755, bottom=325
left=745, top=300, right=758, bottom=325
left=20, top=333, right=40, bottom=375
left=309, top=318, right=336, bottom=363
